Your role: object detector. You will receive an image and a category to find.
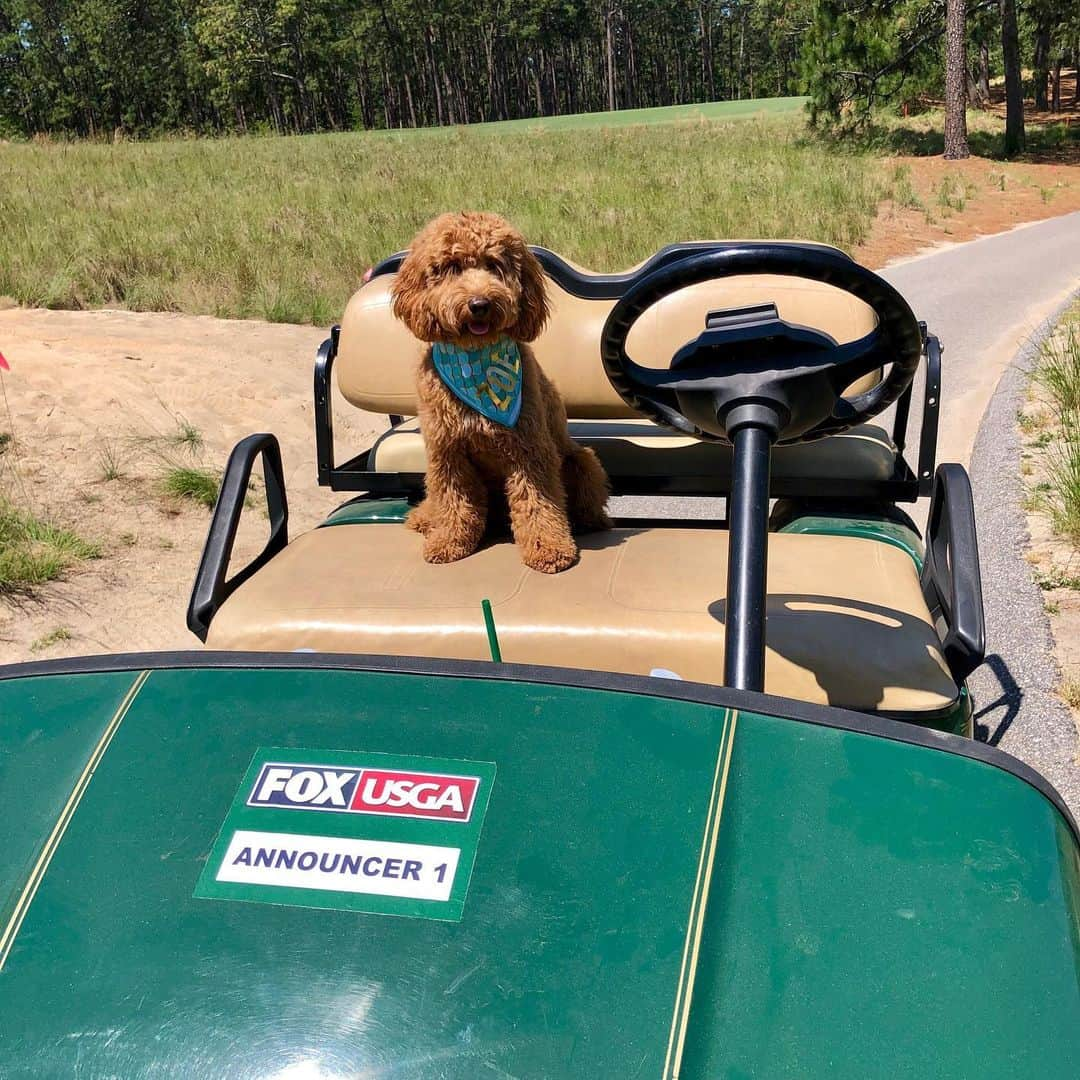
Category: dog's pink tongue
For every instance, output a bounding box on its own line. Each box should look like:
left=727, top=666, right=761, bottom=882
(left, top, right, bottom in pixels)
left=468, top=321, right=490, bottom=337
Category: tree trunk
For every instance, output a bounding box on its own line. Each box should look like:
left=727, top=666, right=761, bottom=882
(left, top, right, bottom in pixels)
left=737, top=13, right=745, bottom=99
left=1050, top=59, right=1061, bottom=112
left=977, top=40, right=991, bottom=101
left=944, top=0, right=969, bottom=158
left=1033, top=24, right=1050, bottom=112
left=699, top=3, right=714, bottom=100
left=604, top=2, right=616, bottom=111
left=403, top=73, right=417, bottom=128
left=967, top=38, right=990, bottom=107
left=727, top=17, right=734, bottom=100
left=966, top=70, right=981, bottom=107
left=483, top=27, right=495, bottom=120
left=532, top=57, right=543, bottom=115
left=425, top=26, right=443, bottom=125
left=998, top=0, right=1025, bottom=155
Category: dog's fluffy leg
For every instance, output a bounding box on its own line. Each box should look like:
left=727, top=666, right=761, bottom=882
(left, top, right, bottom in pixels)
left=405, top=496, right=439, bottom=536
left=562, top=444, right=613, bottom=534
left=420, top=451, right=488, bottom=563
left=505, top=450, right=578, bottom=573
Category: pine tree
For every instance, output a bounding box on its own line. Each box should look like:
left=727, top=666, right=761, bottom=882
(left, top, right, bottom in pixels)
left=998, top=0, right=1025, bottom=155
left=943, top=0, right=970, bottom=157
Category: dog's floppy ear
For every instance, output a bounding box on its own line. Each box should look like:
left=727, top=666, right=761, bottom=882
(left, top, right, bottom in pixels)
left=512, top=243, right=550, bottom=343
left=391, top=246, right=437, bottom=341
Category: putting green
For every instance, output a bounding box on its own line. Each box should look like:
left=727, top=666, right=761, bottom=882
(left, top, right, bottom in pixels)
left=374, top=96, right=808, bottom=138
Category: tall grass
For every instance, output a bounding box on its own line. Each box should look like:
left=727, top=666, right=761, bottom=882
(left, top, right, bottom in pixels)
left=0, top=115, right=885, bottom=323
left=0, top=500, right=101, bottom=594
left=160, top=466, right=220, bottom=508
left=1036, top=314, right=1080, bottom=544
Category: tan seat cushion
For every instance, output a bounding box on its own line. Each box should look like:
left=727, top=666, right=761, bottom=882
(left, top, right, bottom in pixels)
left=207, top=526, right=956, bottom=715
left=337, top=269, right=882, bottom=420
left=368, top=418, right=897, bottom=482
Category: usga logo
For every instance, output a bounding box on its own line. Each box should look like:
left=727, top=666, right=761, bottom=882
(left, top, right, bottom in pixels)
left=247, top=762, right=480, bottom=822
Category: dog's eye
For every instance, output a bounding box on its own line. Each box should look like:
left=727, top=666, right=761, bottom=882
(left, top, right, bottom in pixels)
left=485, top=259, right=505, bottom=277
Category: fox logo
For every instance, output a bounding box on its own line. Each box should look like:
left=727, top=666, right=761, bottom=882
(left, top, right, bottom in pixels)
left=248, top=763, right=479, bottom=822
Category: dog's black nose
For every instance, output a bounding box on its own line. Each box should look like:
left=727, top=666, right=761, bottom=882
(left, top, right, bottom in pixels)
left=468, top=297, right=490, bottom=317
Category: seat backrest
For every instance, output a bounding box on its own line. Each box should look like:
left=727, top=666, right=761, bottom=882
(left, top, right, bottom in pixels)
left=336, top=243, right=882, bottom=420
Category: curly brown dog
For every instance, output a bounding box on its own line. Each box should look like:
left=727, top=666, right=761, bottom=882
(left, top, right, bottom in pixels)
left=392, top=211, right=611, bottom=572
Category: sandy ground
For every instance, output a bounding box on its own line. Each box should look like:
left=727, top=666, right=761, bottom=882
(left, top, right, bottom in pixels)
left=2, top=148, right=1079, bottom=664
left=0, top=308, right=385, bottom=661
left=1016, top=345, right=1080, bottom=742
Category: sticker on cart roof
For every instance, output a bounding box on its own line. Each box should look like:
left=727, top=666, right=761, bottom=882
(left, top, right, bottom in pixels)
left=246, top=762, right=481, bottom=821
left=195, top=748, right=495, bottom=921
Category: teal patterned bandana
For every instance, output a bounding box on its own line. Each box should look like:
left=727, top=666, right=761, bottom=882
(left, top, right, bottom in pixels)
left=432, top=336, right=523, bottom=427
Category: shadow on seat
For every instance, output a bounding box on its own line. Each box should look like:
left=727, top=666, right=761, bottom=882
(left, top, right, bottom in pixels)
left=708, top=594, right=953, bottom=712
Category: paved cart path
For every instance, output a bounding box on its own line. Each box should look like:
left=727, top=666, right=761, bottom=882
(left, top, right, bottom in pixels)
left=968, top=298, right=1080, bottom=816
left=880, top=212, right=1080, bottom=472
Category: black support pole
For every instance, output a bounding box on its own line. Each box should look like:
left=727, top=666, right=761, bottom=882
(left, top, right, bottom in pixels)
left=723, top=419, right=776, bottom=692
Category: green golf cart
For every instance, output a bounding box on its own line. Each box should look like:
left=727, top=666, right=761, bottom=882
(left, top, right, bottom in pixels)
left=1, top=243, right=1077, bottom=1078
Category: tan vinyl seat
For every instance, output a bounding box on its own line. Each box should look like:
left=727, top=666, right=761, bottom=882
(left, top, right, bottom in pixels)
left=338, top=258, right=899, bottom=485
left=368, top=418, right=897, bottom=482
left=207, top=525, right=957, bottom=715
left=337, top=263, right=884, bottom=420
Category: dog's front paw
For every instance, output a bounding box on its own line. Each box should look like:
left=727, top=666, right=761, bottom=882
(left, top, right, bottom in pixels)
left=406, top=503, right=437, bottom=536
left=521, top=537, right=578, bottom=574
left=423, top=531, right=478, bottom=564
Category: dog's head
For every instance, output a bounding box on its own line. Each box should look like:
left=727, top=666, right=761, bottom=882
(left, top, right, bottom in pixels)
left=391, top=211, right=550, bottom=347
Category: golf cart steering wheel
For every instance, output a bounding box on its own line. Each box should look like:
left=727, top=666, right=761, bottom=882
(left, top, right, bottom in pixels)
left=600, top=246, right=923, bottom=444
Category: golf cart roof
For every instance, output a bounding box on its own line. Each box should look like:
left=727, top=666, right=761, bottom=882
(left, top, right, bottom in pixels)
left=2, top=652, right=1078, bottom=1077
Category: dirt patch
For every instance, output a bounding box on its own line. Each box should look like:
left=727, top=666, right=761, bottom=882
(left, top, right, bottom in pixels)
left=858, top=77, right=1080, bottom=266
left=856, top=154, right=1080, bottom=268
left=0, top=308, right=385, bottom=662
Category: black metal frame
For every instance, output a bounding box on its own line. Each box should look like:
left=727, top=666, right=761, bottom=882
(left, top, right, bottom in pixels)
left=187, top=433, right=289, bottom=642
left=312, top=322, right=941, bottom=503
left=921, top=463, right=986, bottom=684
left=367, top=241, right=852, bottom=300
left=723, top=424, right=773, bottom=689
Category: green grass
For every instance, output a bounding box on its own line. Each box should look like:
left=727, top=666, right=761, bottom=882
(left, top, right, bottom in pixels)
left=30, top=626, right=72, bottom=652
left=934, top=174, right=977, bottom=213
left=161, top=466, right=220, bottom=508
left=1064, top=680, right=1080, bottom=710
left=1034, top=567, right=1080, bottom=591
left=1035, top=311, right=1080, bottom=544
left=1038, top=319, right=1080, bottom=416
left=169, top=416, right=204, bottom=453
left=889, top=163, right=924, bottom=211
left=0, top=108, right=891, bottom=323
left=0, top=500, right=101, bottom=594
left=397, top=96, right=807, bottom=135
left=96, top=437, right=129, bottom=481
